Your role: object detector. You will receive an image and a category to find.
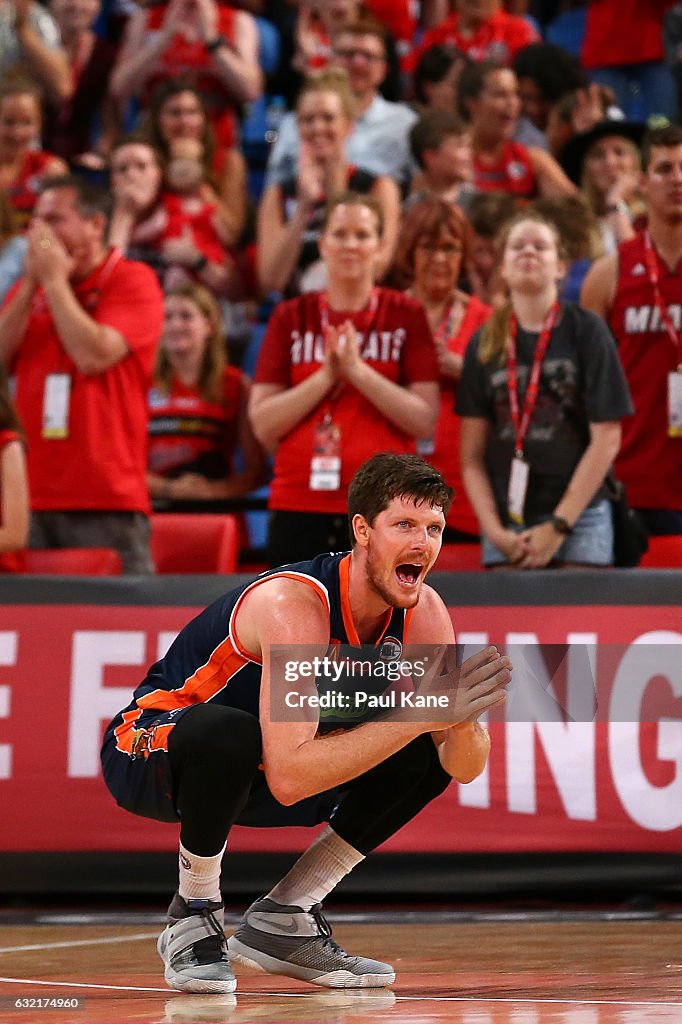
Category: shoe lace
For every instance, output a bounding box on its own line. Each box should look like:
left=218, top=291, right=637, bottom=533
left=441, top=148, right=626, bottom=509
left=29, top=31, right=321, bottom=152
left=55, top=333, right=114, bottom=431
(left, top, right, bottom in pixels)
left=310, top=905, right=343, bottom=955
left=196, top=907, right=229, bottom=961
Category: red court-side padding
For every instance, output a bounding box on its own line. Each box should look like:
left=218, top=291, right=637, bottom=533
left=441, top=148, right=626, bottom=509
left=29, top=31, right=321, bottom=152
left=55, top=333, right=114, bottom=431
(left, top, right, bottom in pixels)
left=18, top=547, right=123, bottom=575
left=151, top=513, right=239, bottom=574
left=434, top=543, right=483, bottom=571
left=639, top=534, right=682, bottom=568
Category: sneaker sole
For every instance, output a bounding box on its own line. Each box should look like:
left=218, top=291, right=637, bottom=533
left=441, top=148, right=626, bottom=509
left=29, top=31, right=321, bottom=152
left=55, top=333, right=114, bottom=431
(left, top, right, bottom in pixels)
left=158, top=933, right=237, bottom=994
left=227, top=936, right=395, bottom=989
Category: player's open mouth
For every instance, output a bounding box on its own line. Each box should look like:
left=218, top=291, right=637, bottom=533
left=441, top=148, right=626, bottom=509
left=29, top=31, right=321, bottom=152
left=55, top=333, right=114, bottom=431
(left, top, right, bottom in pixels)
left=395, top=563, right=424, bottom=587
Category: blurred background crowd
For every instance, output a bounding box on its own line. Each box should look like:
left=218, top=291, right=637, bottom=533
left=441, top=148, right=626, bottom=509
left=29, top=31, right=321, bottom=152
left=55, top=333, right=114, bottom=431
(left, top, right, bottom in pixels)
left=0, top=0, right=681, bottom=574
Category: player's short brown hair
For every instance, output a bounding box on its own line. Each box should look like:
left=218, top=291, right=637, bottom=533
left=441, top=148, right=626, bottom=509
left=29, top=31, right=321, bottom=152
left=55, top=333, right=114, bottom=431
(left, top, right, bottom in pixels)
left=348, top=454, right=453, bottom=543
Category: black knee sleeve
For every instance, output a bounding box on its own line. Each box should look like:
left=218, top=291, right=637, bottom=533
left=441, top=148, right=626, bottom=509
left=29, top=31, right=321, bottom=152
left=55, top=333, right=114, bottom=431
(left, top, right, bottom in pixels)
left=168, top=704, right=262, bottom=855
left=330, top=734, right=451, bottom=855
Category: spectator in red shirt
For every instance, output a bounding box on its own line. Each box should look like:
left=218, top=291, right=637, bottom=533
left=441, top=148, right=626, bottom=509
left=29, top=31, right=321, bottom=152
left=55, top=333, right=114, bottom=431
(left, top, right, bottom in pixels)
left=410, top=0, right=538, bottom=73
left=0, top=176, right=165, bottom=573
left=250, top=191, right=439, bottom=567
left=148, top=283, right=266, bottom=509
left=0, top=80, right=67, bottom=229
left=458, top=61, right=576, bottom=202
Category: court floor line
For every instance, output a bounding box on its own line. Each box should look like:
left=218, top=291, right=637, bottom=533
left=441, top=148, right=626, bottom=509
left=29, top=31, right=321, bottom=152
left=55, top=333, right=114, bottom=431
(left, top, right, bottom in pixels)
left=0, top=977, right=681, bottom=1008
left=0, top=933, right=159, bottom=954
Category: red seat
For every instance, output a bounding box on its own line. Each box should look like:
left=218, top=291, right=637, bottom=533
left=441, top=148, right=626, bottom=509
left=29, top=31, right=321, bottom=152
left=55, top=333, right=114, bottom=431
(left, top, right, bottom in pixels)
left=639, top=535, right=682, bottom=568
left=150, top=513, right=239, bottom=574
left=18, top=547, right=123, bottom=575
left=434, top=543, right=483, bottom=572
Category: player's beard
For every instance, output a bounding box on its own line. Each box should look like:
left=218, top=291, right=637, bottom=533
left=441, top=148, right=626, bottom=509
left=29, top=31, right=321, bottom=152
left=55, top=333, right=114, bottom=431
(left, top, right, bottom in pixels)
left=365, top=541, right=422, bottom=610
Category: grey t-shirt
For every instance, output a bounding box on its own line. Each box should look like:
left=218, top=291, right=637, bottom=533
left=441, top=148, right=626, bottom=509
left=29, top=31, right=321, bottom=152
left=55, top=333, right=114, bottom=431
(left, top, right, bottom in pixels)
left=456, top=302, right=634, bottom=526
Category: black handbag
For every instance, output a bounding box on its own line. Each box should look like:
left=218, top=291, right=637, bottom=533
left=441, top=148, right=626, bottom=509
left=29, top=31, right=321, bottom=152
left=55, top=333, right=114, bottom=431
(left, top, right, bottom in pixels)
left=606, top=475, right=649, bottom=567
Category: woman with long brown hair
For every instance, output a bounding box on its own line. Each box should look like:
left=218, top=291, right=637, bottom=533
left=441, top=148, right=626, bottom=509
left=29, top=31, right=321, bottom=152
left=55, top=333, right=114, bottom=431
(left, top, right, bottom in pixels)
left=147, top=283, right=266, bottom=508
left=458, top=210, right=632, bottom=568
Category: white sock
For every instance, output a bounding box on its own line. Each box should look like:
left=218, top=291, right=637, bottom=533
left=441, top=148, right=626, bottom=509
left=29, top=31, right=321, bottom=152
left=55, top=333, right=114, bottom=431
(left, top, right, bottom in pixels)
left=266, top=827, right=364, bottom=911
left=178, top=841, right=225, bottom=903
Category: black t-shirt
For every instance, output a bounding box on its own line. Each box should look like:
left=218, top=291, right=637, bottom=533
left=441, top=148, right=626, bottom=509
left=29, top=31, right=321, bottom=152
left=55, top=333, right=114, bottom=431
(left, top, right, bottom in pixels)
left=456, top=302, right=634, bottom=526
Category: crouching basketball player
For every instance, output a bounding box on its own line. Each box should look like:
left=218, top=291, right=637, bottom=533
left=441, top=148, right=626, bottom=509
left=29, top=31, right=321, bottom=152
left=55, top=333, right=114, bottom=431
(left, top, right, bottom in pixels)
left=101, top=453, right=511, bottom=994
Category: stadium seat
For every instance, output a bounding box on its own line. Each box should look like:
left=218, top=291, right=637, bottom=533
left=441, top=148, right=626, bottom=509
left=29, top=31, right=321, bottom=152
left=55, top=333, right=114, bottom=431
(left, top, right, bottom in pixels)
left=638, top=535, right=682, bottom=568
left=19, top=547, right=123, bottom=575
left=150, top=513, right=239, bottom=574
left=434, top=543, right=483, bottom=571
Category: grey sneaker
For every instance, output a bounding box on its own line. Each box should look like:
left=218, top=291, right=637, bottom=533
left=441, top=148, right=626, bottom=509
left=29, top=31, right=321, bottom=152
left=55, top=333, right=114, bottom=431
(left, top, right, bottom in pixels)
left=226, top=896, right=395, bottom=989
left=157, top=894, right=236, bottom=994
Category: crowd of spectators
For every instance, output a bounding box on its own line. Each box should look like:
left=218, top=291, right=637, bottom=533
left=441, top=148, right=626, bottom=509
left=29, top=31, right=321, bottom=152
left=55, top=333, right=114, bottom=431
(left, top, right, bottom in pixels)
left=0, top=0, right=681, bottom=573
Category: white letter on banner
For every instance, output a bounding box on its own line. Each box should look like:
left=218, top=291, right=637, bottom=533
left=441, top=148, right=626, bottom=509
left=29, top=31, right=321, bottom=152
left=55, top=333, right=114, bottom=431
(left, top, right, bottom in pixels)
left=457, top=633, right=491, bottom=809
left=0, top=632, right=17, bottom=779
left=68, top=631, right=146, bottom=778
left=609, top=632, right=682, bottom=831
left=157, top=632, right=179, bottom=660
left=505, top=634, right=596, bottom=820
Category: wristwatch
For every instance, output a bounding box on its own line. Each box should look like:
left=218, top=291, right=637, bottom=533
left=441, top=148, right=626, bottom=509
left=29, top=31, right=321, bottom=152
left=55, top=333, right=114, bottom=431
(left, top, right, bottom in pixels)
left=550, top=514, right=573, bottom=536
left=205, top=35, right=227, bottom=53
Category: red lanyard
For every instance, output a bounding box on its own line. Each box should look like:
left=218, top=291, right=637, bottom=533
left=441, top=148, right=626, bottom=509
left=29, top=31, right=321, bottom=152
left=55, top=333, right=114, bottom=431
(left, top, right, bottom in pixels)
left=319, top=288, right=379, bottom=334
left=507, top=302, right=560, bottom=458
left=643, top=231, right=682, bottom=370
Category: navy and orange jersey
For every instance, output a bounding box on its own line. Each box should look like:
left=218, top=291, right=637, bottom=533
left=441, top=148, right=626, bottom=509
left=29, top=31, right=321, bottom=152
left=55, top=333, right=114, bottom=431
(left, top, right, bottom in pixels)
left=105, top=551, right=413, bottom=761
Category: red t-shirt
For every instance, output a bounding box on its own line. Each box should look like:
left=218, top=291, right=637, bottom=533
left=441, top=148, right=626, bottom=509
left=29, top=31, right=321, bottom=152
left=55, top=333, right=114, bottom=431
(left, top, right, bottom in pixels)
left=145, top=4, right=239, bottom=148
left=0, top=429, right=25, bottom=572
left=160, top=192, right=227, bottom=266
left=409, top=10, right=537, bottom=71
left=254, top=289, right=439, bottom=513
left=609, top=233, right=682, bottom=510
left=7, top=250, right=164, bottom=513
left=366, top=0, right=416, bottom=45
left=582, top=0, right=674, bottom=69
left=147, top=366, right=242, bottom=479
left=423, top=295, right=491, bottom=535
left=473, top=140, right=538, bottom=200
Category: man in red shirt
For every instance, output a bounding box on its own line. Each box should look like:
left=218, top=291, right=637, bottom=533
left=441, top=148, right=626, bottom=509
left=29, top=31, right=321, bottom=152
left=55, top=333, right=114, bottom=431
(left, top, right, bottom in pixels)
left=0, top=175, right=164, bottom=571
left=410, top=0, right=538, bottom=71
left=581, top=124, right=682, bottom=536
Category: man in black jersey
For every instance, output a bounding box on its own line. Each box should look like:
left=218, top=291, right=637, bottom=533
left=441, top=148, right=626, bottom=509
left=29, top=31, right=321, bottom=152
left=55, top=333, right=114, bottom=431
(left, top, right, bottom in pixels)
left=101, top=452, right=511, bottom=994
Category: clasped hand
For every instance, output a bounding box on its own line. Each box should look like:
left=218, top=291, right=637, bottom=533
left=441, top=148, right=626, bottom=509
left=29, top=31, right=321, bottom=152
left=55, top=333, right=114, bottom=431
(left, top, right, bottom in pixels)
left=25, top=220, right=73, bottom=286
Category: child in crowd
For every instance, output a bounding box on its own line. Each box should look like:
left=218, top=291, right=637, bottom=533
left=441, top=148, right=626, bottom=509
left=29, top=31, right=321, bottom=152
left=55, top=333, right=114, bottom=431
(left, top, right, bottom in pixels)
left=407, top=110, right=475, bottom=211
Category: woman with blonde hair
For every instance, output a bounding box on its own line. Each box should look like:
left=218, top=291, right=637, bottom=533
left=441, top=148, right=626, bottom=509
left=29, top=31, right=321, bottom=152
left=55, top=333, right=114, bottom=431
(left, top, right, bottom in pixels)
left=147, top=284, right=266, bottom=508
left=559, top=120, right=646, bottom=256
left=256, top=67, right=400, bottom=296
left=458, top=209, right=632, bottom=568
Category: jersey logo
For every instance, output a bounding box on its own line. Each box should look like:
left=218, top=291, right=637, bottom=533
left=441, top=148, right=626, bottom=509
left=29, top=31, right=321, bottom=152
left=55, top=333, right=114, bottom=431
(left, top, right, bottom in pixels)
left=507, top=160, right=527, bottom=181
left=379, top=637, right=402, bottom=661
left=631, top=263, right=646, bottom=277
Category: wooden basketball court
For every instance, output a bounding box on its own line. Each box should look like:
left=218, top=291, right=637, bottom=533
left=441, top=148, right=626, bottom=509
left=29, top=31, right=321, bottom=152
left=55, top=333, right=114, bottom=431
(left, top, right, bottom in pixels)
left=0, top=908, right=681, bottom=1023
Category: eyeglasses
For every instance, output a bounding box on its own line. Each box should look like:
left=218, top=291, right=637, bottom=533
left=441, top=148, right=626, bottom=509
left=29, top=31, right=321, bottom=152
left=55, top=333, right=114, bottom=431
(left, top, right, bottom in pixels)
left=333, top=48, right=386, bottom=63
left=416, top=241, right=463, bottom=256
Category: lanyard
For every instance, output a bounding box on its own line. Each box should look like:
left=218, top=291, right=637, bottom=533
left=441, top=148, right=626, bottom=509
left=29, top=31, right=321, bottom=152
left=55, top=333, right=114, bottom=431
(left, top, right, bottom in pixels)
left=643, top=232, right=682, bottom=370
left=507, top=301, right=560, bottom=458
left=318, top=288, right=379, bottom=334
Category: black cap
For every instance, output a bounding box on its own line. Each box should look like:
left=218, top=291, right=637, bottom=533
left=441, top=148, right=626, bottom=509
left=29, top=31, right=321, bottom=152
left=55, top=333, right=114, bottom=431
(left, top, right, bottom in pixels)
left=559, top=119, right=647, bottom=185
